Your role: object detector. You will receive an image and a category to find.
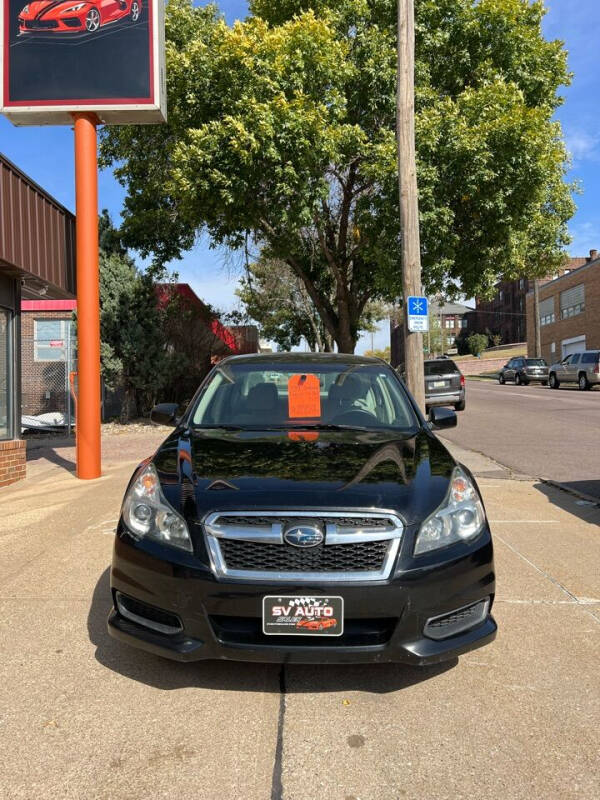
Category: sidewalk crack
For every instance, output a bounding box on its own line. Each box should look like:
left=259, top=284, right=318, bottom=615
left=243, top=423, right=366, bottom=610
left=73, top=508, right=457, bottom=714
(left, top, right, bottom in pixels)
left=270, top=665, right=286, bottom=800
left=495, top=533, right=579, bottom=602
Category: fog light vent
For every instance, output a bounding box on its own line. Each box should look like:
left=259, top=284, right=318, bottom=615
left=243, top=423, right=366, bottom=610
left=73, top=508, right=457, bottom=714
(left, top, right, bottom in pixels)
left=115, top=592, right=183, bottom=635
left=424, top=599, right=489, bottom=641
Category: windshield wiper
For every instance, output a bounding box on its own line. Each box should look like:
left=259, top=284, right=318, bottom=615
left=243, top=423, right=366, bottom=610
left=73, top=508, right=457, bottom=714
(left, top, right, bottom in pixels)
left=194, top=424, right=245, bottom=431
left=293, top=423, right=370, bottom=432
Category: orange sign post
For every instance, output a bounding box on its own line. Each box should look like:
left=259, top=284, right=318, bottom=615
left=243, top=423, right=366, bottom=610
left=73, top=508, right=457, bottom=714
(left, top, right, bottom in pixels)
left=73, top=113, right=101, bottom=479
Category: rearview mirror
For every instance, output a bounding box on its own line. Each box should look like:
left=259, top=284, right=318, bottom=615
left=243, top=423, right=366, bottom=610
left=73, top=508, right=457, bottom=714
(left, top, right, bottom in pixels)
left=150, top=402, right=180, bottom=427
left=429, top=406, right=457, bottom=429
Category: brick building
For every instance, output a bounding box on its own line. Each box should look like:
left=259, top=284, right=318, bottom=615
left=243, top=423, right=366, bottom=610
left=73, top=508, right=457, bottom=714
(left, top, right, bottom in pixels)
left=21, top=299, right=76, bottom=417
left=0, top=154, right=75, bottom=486
left=469, top=254, right=596, bottom=345
left=526, top=254, right=600, bottom=363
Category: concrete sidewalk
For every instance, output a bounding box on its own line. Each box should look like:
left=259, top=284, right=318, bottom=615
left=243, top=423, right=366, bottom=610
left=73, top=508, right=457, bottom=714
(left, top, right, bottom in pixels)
left=0, top=432, right=598, bottom=799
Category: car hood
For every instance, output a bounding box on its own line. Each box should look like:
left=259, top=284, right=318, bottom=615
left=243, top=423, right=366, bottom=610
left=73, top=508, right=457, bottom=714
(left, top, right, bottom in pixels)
left=21, top=1, right=89, bottom=15
left=152, top=428, right=456, bottom=526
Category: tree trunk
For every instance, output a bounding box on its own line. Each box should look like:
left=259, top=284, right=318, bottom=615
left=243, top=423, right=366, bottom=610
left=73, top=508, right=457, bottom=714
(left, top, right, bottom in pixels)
left=397, top=0, right=425, bottom=412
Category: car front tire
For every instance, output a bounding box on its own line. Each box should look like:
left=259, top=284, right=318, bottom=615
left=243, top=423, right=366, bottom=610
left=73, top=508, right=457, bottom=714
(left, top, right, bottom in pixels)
left=549, top=373, right=560, bottom=389
left=498, top=373, right=505, bottom=385
left=85, top=7, right=100, bottom=31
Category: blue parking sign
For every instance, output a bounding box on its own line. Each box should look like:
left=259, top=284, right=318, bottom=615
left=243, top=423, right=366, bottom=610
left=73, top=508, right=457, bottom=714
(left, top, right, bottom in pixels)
left=406, top=296, right=429, bottom=332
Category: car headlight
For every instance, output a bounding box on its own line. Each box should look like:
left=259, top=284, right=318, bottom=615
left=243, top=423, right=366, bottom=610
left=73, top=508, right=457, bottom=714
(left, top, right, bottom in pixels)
left=121, top=463, right=193, bottom=553
left=414, top=467, right=485, bottom=555
left=63, top=3, right=85, bottom=11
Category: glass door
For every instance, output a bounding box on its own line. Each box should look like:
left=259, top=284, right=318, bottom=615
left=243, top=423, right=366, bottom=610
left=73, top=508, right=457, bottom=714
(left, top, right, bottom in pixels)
left=0, top=308, right=12, bottom=439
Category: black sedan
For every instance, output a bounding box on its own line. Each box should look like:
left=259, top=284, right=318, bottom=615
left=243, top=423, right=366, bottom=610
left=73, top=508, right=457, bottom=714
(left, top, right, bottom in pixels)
left=108, top=353, right=496, bottom=665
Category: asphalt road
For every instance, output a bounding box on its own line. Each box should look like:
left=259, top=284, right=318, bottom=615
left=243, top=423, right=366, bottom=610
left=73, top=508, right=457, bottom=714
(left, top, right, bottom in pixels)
left=442, top=379, right=600, bottom=498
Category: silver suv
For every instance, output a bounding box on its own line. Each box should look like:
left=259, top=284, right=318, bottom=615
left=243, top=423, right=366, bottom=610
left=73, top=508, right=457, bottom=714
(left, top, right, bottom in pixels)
left=548, top=351, right=600, bottom=390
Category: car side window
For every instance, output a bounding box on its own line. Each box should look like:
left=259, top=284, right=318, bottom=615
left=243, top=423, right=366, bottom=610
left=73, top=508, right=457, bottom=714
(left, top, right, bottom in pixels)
left=582, top=352, right=600, bottom=364
left=562, top=355, right=572, bottom=364
left=506, top=360, right=514, bottom=368
left=571, top=354, right=581, bottom=365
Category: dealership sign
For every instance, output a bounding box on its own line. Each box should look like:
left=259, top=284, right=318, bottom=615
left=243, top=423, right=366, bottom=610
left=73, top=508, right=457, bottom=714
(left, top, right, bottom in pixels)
left=0, top=0, right=166, bottom=124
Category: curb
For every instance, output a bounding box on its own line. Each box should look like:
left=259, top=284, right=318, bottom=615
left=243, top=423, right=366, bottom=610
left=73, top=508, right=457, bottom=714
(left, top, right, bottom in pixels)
left=441, top=436, right=600, bottom=506
left=539, top=479, right=600, bottom=508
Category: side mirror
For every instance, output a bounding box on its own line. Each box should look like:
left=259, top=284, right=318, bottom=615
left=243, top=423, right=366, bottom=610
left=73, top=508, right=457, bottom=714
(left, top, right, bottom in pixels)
left=429, top=406, right=457, bottom=429
left=150, top=402, right=180, bottom=427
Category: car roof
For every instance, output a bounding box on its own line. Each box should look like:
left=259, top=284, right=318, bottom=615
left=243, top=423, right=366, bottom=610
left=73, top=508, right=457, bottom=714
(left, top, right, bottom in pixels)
left=219, top=352, right=385, bottom=367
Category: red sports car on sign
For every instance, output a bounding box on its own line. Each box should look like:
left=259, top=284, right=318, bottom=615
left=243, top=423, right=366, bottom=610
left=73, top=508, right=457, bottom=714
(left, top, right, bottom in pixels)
left=18, top=0, right=141, bottom=34
left=296, top=618, right=337, bottom=632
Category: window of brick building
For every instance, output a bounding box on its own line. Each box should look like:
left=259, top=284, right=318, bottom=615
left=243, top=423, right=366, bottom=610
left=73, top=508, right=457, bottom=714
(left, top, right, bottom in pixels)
left=560, top=284, right=585, bottom=320
left=33, top=319, right=73, bottom=362
left=539, top=297, right=555, bottom=326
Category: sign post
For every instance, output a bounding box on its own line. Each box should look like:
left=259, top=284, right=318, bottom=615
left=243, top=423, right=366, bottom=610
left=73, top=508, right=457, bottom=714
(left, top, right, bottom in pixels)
left=1, top=0, right=166, bottom=478
left=73, top=112, right=101, bottom=478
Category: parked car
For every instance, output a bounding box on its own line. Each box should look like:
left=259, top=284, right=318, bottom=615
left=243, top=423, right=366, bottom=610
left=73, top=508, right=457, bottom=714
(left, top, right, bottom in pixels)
left=548, top=351, right=600, bottom=390
left=108, top=353, right=496, bottom=665
left=424, top=359, right=465, bottom=411
left=498, top=357, right=549, bottom=386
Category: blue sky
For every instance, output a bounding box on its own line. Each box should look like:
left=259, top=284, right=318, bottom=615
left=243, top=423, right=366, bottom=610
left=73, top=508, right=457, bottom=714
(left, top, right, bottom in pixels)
left=1, top=0, right=598, bottom=352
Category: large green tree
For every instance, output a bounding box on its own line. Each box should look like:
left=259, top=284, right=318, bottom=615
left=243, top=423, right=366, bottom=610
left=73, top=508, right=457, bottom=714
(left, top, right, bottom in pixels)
left=98, top=213, right=169, bottom=419
left=100, top=0, right=575, bottom=352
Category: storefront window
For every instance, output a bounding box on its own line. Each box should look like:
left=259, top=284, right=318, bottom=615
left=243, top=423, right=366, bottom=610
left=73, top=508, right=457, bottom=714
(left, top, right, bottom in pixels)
left=0, top=308, right=12, bottom=439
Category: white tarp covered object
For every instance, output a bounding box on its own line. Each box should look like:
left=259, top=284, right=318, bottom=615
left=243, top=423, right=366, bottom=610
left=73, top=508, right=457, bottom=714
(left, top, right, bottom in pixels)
left=21, top=412, right=70, bottom=432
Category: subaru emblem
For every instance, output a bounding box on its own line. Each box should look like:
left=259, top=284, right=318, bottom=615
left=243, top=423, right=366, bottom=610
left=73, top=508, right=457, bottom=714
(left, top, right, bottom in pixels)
left=283, top=524, right=324, bottom=548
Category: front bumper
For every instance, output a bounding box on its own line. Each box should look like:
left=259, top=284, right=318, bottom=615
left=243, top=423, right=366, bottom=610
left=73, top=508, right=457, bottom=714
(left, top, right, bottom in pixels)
left=108, top=530, right=496, bottom=665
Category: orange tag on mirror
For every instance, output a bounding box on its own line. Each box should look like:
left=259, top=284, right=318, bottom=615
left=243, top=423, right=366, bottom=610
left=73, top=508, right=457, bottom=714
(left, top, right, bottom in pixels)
left=288, top=374, right=321, bottom=418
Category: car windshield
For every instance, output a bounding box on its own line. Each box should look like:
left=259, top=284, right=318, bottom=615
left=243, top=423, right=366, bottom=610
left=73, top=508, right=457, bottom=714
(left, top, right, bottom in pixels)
left=525, top=359, right=547, bottom=366
left=191, top=361, right=419, bottom=432
left=424, top=360, right=458, bottom=376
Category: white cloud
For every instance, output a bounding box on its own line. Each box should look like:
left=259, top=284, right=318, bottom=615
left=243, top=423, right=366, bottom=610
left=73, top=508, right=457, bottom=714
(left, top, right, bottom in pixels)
left=567, top=220, right=599, bottom=256
left=564, top=128, right=600, bottom=164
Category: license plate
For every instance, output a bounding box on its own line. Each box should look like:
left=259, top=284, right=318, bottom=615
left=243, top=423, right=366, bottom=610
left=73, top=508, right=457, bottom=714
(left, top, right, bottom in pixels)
left=262, top=595, right=344, bottom=636
left=432, top=380, right=448, bottom=388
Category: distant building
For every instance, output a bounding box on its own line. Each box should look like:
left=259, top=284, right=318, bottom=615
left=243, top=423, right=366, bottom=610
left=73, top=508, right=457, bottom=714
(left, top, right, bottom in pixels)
left=229, top=325, right=260, bottom=355
left=525, top=253, right=600, bottom=363
left=390, top=300, right=474, bottom=368
left=468, top=253, right=597, bottom=345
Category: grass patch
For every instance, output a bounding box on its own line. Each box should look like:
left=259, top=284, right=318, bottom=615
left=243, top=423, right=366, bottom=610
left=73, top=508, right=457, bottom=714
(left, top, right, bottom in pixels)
left=454, top=346, right=526, bottom=362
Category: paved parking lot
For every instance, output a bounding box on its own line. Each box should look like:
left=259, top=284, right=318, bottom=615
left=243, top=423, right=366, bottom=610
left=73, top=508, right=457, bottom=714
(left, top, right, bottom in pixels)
left=0, top=431, right=598, bottom=799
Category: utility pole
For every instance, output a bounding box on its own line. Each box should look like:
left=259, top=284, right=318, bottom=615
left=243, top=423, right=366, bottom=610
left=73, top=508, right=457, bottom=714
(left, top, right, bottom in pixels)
left=533, top=278, right=542, bottom=358
left=397, top=0, right=425, bottom=411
